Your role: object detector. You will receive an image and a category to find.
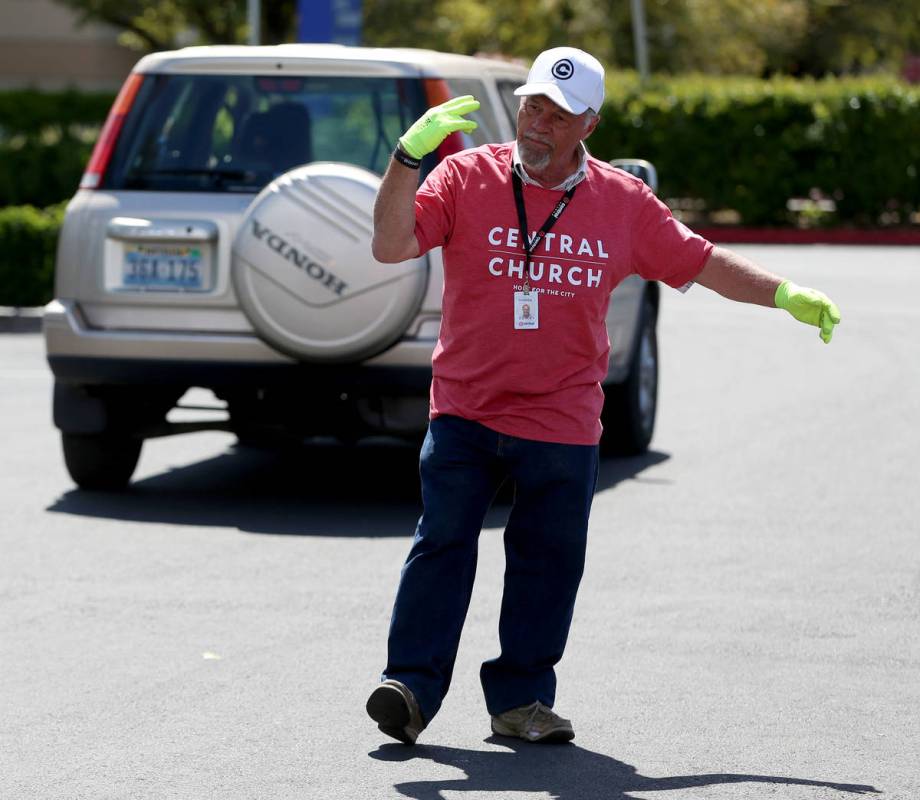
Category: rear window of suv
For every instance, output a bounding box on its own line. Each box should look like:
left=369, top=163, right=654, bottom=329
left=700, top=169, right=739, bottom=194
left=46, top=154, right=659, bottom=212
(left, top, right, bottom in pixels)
left=104, top=74, right=433, bottom=193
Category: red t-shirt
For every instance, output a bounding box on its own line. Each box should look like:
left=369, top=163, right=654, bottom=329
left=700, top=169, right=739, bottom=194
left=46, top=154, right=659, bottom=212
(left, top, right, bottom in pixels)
left=414, top=142, right=712, bottom=445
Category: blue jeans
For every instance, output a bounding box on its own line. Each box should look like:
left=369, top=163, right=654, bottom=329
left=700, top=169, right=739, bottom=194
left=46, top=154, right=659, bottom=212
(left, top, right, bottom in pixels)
left=382, top=414, right=599, bottom=723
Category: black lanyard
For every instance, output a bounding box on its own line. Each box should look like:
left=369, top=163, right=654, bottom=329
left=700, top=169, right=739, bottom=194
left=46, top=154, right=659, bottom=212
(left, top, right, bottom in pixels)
left=511, top=171, right=577, bottom=290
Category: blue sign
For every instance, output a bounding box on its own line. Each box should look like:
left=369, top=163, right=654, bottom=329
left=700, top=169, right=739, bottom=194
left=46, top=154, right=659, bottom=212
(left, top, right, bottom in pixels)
left=297, top=0, right=362, bottom=45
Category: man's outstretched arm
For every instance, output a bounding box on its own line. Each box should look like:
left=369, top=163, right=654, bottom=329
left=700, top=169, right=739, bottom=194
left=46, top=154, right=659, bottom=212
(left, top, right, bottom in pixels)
left=695, top=245, right=842, bottom=343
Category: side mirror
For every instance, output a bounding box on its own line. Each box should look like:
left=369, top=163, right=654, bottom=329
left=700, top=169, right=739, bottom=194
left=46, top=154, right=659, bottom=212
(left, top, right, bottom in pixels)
left=610, top=159, right=658, bottom=194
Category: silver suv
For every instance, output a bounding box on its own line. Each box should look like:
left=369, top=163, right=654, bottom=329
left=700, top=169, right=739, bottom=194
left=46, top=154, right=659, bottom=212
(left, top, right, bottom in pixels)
left=44, top=44, right=660, bottom=490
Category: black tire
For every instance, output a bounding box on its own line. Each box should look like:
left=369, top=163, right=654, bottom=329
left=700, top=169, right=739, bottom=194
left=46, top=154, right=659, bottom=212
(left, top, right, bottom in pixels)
left=600, top=295, right=658, bottom=456
left=61, top=433, right=142, bottom=491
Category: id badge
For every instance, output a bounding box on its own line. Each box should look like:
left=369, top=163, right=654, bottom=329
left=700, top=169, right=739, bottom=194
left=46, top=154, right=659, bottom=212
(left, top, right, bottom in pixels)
left=514, top=291, right=539, bottom=330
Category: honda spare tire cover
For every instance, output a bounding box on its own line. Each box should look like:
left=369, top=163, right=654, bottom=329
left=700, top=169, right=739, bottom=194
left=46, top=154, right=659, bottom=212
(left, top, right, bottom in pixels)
left=232, top=162, right=427, bottom=362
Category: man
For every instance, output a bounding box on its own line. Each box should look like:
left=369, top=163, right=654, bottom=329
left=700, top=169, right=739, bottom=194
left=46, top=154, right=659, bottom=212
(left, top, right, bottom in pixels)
left=365, top=47, right=840, bottom=746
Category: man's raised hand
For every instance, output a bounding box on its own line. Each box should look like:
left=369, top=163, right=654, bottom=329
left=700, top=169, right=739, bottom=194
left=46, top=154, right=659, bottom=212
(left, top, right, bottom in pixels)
left=398, top=96, right=480, bottom=159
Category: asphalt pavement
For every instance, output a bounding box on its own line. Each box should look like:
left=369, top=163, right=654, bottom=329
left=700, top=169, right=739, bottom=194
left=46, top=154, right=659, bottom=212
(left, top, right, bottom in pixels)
left=1, top=245, right=918, bottom=799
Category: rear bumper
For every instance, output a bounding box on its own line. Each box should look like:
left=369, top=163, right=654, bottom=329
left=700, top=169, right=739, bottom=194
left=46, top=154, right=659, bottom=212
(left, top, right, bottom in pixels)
left=44, top=299, right=434, bottom=392
left=48, top=354, right=433, bottom=393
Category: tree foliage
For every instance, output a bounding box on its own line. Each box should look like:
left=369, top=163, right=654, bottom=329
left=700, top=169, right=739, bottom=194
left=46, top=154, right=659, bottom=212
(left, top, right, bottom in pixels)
left=363, top=0, right=920, bottom=77
left=50, top=0, right=295, bottom=51
left=51, top=0, right=920, bottom=77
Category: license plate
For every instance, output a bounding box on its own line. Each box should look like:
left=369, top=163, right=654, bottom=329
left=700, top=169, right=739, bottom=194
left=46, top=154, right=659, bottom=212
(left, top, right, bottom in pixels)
left=122, top=244, right=208, bottom=291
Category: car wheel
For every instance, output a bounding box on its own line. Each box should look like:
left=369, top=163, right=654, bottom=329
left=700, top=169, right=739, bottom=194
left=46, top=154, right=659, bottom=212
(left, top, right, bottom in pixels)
left=61, top=433, right=142, bottom=491
left=600, top=295, right=658, bottom=456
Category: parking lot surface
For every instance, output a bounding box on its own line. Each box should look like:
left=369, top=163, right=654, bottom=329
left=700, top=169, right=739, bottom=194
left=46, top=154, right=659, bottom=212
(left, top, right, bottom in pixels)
left=2, top=245, right=918, bottom=799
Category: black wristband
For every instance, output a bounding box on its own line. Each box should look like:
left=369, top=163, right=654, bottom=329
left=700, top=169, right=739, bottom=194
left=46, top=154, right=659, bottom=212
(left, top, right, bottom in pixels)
left=393, top=145, right=421, bottom=169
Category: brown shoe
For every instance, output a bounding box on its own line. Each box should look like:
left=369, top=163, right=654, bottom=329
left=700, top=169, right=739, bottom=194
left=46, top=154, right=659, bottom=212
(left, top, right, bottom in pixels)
left=491, top=701, right=574, bottom=743
left=366, top=679, right=426, bottom=745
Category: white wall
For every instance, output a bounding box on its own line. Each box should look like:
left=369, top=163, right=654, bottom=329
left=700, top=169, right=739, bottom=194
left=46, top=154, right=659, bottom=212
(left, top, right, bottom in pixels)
left=0, top=0, right=140, bottom=89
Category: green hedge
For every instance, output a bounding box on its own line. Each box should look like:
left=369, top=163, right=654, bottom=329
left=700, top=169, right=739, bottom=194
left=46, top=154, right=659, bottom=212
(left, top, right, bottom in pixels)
left=592, top=72, right=920, bottom=226
left=0, top=89, right=114, bottom=135
left=0, top=90, right=114, bottom=208
left=1, top=77, right=918, bottom=228
left=0, top=204, right=64, bottom=307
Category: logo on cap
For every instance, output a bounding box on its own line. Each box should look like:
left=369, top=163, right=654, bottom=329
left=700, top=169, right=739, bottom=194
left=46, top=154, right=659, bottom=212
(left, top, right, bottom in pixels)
left=551, top=59, right=574, bottom=80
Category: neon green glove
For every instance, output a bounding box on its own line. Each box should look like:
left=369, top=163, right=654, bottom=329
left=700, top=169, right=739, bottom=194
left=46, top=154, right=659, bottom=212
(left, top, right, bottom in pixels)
left=774, top=280, right=841, bottom=344
left=398, top=95, right=480, bottom=159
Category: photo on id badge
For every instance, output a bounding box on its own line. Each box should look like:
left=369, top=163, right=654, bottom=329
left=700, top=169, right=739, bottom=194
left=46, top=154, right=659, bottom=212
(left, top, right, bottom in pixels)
left=514, top=291, right=539, bottom=329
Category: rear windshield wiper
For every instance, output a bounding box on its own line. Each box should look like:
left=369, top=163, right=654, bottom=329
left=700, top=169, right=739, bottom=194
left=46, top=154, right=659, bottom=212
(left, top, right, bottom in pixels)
left=121, top=167, right=261, bottom=190
left=131, top=167, right=253, bottom=179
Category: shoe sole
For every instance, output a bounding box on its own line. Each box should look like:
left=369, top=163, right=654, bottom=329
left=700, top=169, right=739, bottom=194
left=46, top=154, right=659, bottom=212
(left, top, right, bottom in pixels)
left=491, top=719, right=575, bottom=743
left=366, top=684, right=416, bottom=744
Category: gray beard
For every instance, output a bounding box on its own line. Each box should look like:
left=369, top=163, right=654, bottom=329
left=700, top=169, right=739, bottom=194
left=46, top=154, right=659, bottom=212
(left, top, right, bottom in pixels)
left=518, top=140, right=552, bottom=173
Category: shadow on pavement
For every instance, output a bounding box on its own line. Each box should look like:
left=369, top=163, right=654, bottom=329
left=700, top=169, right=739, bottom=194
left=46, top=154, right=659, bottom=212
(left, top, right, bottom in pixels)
left=46, top=439, right=669, bottom=537
left=370, top=737, right=879, bottom=799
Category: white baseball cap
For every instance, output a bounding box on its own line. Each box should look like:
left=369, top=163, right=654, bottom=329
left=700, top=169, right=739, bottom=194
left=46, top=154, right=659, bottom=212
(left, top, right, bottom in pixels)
left=514, top=47, right=605, bottom=115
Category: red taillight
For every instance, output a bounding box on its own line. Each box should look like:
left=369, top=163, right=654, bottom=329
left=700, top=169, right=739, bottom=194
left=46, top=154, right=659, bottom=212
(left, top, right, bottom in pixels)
left=80, top=72, right=145, bottom=190
left=422, top=79, right=470, bottom=162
